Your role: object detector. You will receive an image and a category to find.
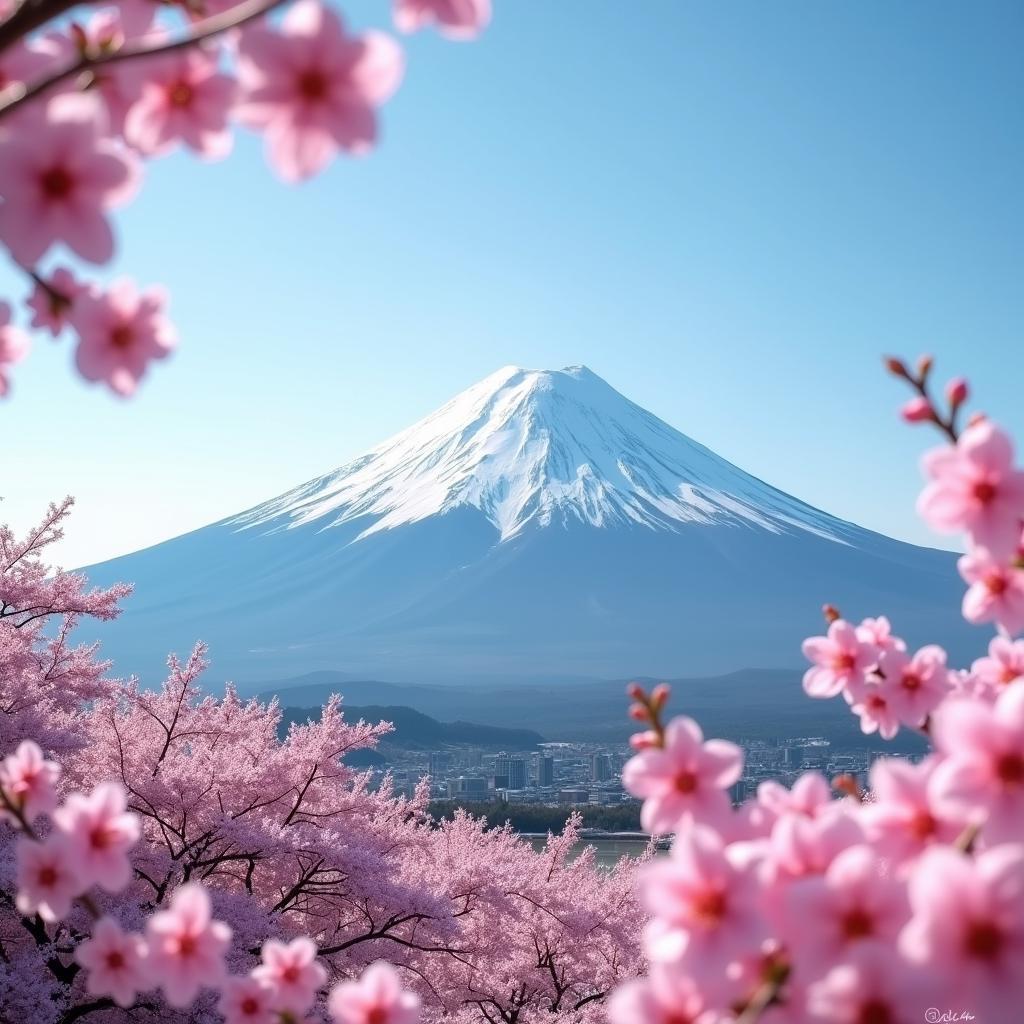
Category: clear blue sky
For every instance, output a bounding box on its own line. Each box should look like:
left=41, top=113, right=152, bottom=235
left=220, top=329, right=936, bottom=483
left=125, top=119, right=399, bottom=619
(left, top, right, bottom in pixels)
left=2, top=0, right=1022, bottom=568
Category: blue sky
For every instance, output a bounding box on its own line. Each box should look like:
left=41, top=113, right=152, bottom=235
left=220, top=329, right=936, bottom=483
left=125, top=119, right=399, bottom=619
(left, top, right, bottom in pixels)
left=2, top=0, right=1022, bottom=568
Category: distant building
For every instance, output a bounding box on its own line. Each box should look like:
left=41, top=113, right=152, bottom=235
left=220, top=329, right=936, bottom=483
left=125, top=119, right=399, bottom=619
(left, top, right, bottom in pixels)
left=429, top=751, right=451, bottom=775
left=590, top=753, right=611, bottom=783
left=508, top=758, right=527, bottom=790
left=558, top=789, right=590, bottom=805
left=539, top=755, right=555, bottom=788
left=446, top=776, right=489, bottom=798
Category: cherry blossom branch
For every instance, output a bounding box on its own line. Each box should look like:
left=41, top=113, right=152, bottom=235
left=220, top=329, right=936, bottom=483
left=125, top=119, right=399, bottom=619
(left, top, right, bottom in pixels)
left=0, top=0, right=288, bottom=122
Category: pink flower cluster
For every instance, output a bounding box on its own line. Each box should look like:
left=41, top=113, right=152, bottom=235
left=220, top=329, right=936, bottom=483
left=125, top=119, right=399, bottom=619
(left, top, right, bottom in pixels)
left=0, top=0, right=489, bottom=397
left=0, top=741, right=424, bottom=1019
left=611, top=365, right=1024, bottom=1023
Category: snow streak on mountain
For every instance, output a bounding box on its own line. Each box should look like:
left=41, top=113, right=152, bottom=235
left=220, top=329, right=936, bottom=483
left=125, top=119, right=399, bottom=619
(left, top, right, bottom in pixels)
left=82, top=365, right=973, bottom=688
left=233, top=365, right=849, bottom=544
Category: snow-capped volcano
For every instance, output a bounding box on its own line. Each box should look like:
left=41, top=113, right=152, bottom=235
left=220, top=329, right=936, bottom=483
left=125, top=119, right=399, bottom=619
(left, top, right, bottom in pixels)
left=234, top=364, right=845, bottom=544
left=81, top=365, right=974, bottom=688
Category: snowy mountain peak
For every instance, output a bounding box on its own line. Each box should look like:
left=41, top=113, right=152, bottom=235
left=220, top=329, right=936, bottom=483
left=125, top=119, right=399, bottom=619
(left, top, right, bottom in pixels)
left=233, top=365, right=852, bottom=544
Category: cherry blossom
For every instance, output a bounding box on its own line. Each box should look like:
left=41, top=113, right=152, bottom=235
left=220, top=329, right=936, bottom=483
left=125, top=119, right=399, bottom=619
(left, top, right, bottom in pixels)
left=394, top=0, right=492, bottom=40
left=855, top=615, right=905, bottom=652
left=930, top=680, right=1024, bottom=844
left=878, top=644, right=950, bottom=728
left=847, top=681, right=901, bottom=739
left=123, top=47, right=237, bottom=159
left=958, top=548, right=1024, bottom=635
left=236, top=0, right=404, bottom=182
left=0, top=739, right=59, bottom=822
left=622, top=716, right=742, bottom=834
left=971, top=636, right=1024, bottom=697
left=252, top=936, right=327, bottom=1014
left=218, top=975, right=279, bottom=1024
left=0, top=300, right=30, bottom=397
left=26, top=266, right=84, bottom=337
left=14, top=835, right=83, bottom=922
left=918, top=419, right=1024, bottom=558
left=74, top=916, right=151, bottom=1008
left=900, top=845, right=1024, bottom=1019
left=607, top=967, right=716, bottom=1024
left=71, top=278, right=176, bottom=396
left=860, top=756, right=962, bottom=866
left=52, top=781, right=140, bottom=891
left=801, top=619, right=877, bottom=698
left=329, top=961, right=422, bottom=1024
left=0, top=95, right=140, bottom=265
left=145, top=883, right=232, bottom=1007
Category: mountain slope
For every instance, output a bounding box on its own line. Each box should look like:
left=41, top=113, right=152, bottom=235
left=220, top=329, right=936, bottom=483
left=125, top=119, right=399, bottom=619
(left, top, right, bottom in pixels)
left=80, top=365, right=976, bottom=687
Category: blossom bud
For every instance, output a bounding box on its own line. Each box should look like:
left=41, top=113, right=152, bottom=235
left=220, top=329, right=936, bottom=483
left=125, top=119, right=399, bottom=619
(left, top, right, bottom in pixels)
left=945, top=377, right=969, bottom=407
left=650, top=683, right=671, bottom=709
left=901, top=397, right=934, bottom=423
left=883, top=356, right=909, bottom=379
left=967, top=411, right=988, bottom=428
left=833, top=773, right=862, bottom=801
left=917, top=354, right=934, bottom=379
left=822, top=603, right=841, bottom=624
left=629, top=704, right=649, bottom=722
left=629, top=730, right=660, bottom=751
left=626, top=682, right=645, bottom=701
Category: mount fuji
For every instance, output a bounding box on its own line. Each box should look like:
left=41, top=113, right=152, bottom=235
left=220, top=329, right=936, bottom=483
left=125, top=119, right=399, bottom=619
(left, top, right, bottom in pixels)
left=82, top=365, right=973, bottom=688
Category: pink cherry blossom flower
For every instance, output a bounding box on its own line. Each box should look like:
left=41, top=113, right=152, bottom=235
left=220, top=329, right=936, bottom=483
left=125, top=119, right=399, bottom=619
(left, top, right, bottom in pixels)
left=52, top=781, right=140, bottom=892
left=639, top=825, right=766, bottom=999
left=252, top=936, right=327, bottom=1014
left=236, top=1, right=404, bottom=182
left=0, top=739, right=59, bottom=822
left=878, top=644, right=950, bottom=728
left=124, top=48, right=236, bottom=160
left=900, top=845, right=1024, bottom=1020
left=0, top=301, right=30, bottom=398
left=328, top=961, right=422, bottom=1024
left=930, top=680, right=1024, bottom=844
left=861, top=756, right=963, bottom=866
left=918, top=420, right=1024, bottom=558
left=622, top=716, right=742, bottom=834
left=805, top=945, right=933, bottom=1024
left=971, top=636, right=1024, bottom=698
left=393, top=0, right=491, bottom=40
left=855, top=615, right=905, bottom=652
left=776, top=845, right=910, bottom=980
left=801, top=620, right=877, bottom=699
left=15, top=835, right=83, bottom=922
left=145, top=883, right=232, bottom=1007
left=757, top=772, right=832, bottom=821
left=847, top=682, right=901, bottom=739
left=767, top=802, right=864, bottom=884
left=219, top=975, right=279, bottom=1024
left=26, top=266, right=84, bottom=337
left=958, top=549, right=1024, bottom=636
left=607, top=966, right=717, bottom=1024
left=71, top=278, right=176, bottom=396
left=0, top=94, right=140, bottom=265
left=74, top=916, right=150, bottom=1008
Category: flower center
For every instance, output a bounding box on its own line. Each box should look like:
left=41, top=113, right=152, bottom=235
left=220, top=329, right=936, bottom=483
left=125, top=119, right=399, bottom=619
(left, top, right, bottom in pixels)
left=691, top=888, right=726, bottom=924
left=674, top=770, right=698, bottom=794
left=985, top=572, right=1008, bottom=596
left=973, top=480, right=997, bottom=504
left=241, top=997, right=260, bottom=1015
left=1000, top=666, right=1021, bottom=685
left=995, top=752, right=1024, bottom=784
left=909, top=810, right=936, bottom=840
left=833, top=652, right=856, bottom=671
left=41, top=165, right=74, bottom=199
left=965, top=919, right=1003, bottom=961
left=38, top=865, right=57, bottom=887
left=110, top=324, right=134, bottom=350
left=90, top=825, right=113, bottom=850
left=106, top=950, right=125, bottom=970
left=177, top=933, right=197, bottom=958
left=901, top=672, right=921, bottom=691
left=841, top=907, right=874, bottom=939
left=282, top=964, right=300, bottom=983
left=298, top=69, right=327, bottom=100
left=367, top=1007, right=388, bottom=1024
left=857, top=1000, right=894, bottom=1024
left=169, top=82, right=193, bottom=107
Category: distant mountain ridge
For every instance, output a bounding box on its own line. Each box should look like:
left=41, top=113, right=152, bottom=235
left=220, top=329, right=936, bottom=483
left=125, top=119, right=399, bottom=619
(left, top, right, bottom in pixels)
left=80, top=365, right=978, bottom=684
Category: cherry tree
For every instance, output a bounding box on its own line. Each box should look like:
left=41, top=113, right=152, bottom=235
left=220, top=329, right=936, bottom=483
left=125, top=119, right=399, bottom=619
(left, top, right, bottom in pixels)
left=0, top=500, right=643, bottom=1021
left=0, top=0, right=491, bottom=397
